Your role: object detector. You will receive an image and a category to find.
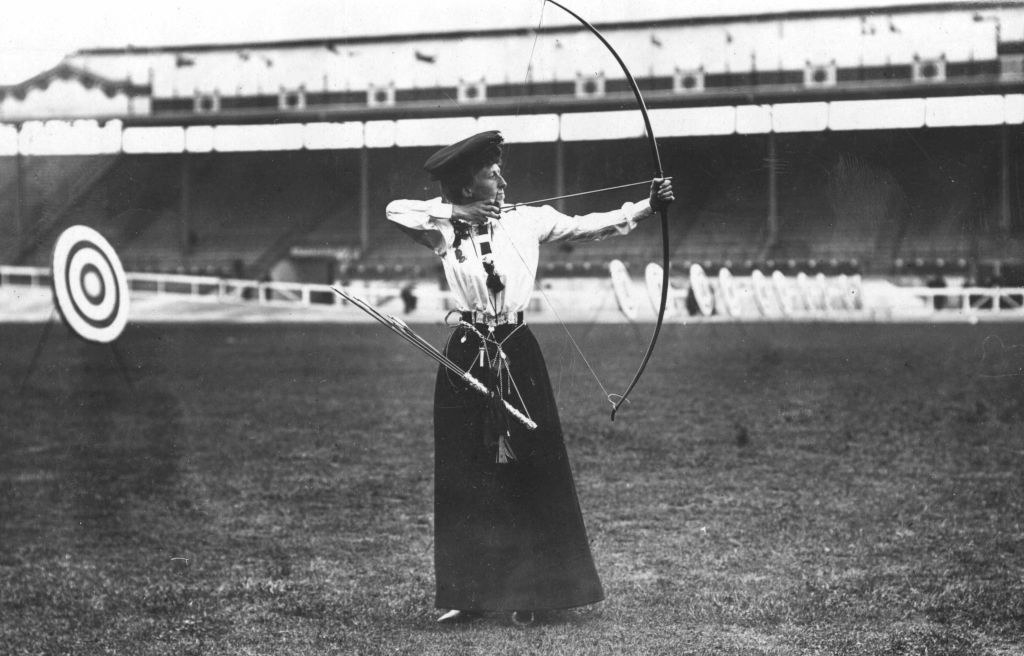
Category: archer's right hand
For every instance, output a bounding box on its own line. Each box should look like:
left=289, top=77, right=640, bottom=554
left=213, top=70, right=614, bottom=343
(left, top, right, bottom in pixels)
left=452, top=199, right=501, bottom=226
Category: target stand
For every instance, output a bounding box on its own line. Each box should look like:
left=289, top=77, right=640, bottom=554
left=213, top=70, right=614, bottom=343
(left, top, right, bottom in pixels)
left=20, top=225, right=133, bottom=393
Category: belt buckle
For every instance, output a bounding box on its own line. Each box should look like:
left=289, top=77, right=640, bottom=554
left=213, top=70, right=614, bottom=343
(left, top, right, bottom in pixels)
left=469, top=310, right=516, bottom=327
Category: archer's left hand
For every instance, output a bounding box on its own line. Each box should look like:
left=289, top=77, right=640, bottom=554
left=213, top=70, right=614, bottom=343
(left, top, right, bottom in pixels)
left=650, top=177, right=674, bottom=212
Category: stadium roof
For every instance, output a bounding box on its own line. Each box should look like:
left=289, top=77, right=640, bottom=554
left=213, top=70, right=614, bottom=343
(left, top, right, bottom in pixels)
left=72, top=1, right=1018, bottom=56
left=0, top=61, right=148, bottom=100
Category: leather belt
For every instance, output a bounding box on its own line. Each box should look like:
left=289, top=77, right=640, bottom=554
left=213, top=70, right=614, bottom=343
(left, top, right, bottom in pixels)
left=461, top=310, right=524, bottom=327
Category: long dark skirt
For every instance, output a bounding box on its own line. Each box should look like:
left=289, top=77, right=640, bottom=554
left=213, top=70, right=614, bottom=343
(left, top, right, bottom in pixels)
left=433, top=323, right=604, bottom=611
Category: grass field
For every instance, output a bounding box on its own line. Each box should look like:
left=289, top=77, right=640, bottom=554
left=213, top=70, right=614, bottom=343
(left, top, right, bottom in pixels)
left=1, top=320, right=1023, bottom=655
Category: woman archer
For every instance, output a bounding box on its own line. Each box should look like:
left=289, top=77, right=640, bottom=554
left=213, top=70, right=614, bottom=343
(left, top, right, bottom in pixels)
left=386, top=130, right=673, bottom=625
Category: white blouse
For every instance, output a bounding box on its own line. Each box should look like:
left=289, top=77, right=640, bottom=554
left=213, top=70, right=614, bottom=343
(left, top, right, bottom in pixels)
left=386, top=197, right=654, bottom=314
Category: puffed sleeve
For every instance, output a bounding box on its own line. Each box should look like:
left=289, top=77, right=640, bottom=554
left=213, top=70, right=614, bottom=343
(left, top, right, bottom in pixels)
left=531, top=199, right=654, bottom=244
left=385, top=197, right=456, bottom=256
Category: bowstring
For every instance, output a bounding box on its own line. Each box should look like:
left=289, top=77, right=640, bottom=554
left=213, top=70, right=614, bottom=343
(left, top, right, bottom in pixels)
left=497, top=0, right=547, bottom=180
left=520, top=2, right=546, bottom=113
left=498, top=0, right=616, bottom=410
left=490, top=218, right=615, bottom=408
left=501, top=179, right=656, bottom=211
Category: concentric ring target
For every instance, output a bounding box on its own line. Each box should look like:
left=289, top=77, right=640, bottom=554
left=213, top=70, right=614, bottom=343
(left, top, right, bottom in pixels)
left=847, top=274, right=865, bottom=310
left=827, top=274, right=848, bottom=311
left=609, top=259, right=639, bottom=321
left=771, top=270, right=795, bottom=316
left=688, top=263, right=715, bottom=316
left=51, top=225, right=130, bottom=343
left=717, top=267, right=744, bottom=318
left=644, top=262, right=678, bottom=318
left=645, top=262, right=664, bottom=315
left=751, top=269, right=778, bottom=317
left=796, top=272, right=814, bottom=312
left=813, top=273, right=829, bottom=311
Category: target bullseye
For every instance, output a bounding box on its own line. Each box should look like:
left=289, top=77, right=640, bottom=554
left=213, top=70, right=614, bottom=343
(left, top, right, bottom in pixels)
left=51, top=225, right=130, bottom=343
left=82, top=267, right=103, bottom=300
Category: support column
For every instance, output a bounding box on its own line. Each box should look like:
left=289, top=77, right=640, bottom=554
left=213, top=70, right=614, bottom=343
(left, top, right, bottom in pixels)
left=1000, top=125, right=1011, bottom=231
left=14, top=149, right=25, bottom=251
left=359, top=147, right=370, bottom=253
left=179, top=153, right=192, bottom=260
left=766, top=132, right=779, bottom=253
left=555, top=138, right=566, bottom=214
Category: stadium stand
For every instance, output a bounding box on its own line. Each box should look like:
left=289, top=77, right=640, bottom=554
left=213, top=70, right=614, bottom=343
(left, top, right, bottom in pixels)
left=1, top=155, right=120, bottom=263
left=1, top=4, right=1022, bottom=284
left=0, top=157, right=18, bottom=258
left=8, top=151, right=360, bottom=277
left=166, top=151, right=342, bottom=275
left=4, top=122, right=1022, bottom=281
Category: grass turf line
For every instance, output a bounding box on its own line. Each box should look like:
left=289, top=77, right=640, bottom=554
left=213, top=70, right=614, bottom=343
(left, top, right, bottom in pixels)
left=1, top=322, right=1022, bottom=655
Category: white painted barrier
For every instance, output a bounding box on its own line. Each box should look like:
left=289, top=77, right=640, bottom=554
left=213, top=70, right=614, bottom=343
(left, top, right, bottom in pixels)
left=2, top=265, right=1023, bottom=323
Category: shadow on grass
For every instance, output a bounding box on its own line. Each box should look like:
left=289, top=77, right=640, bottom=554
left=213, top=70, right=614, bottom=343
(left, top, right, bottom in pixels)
left=2, top=334, right=185, bottom=541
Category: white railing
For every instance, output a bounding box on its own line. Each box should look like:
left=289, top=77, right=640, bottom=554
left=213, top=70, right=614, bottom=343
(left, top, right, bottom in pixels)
left=3, top=264, right=1024, bottom=321
left=0, top=264, right=406, bottom=308
left=900, top=286, right=1024, bottom=312
left=0, top=265, right=50, bottom=287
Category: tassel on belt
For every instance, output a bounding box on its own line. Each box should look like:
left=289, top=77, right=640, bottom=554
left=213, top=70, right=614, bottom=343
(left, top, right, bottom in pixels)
left=458, top=320, right=527, bottom=465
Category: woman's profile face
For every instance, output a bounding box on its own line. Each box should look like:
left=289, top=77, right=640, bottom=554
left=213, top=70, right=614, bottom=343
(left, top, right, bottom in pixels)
left=465, top=163, right=507, bottom=205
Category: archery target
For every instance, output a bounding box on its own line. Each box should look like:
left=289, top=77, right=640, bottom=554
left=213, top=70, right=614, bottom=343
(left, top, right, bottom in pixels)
left=826, top=275, right=848, bottom=311
left=847, top=274, right=865, bottom=310
left=770, top=271, right=795, bottom=316
left=688, top=263, right=715, bottom=316
left=645, top=262, right=676, bottom=318
left=813, top=273, right=829, bottom=311
left=717, top=267, right=744, bottom=318
left=751, top=270, right=778, bottom=317
left=51, top=225, right=130, bottom=343
left=609, top=259, right=638, bottom=321
left=796, top=272, right=815, bottom=312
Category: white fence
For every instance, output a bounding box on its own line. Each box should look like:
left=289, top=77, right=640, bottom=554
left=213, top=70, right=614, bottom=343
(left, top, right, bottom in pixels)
left=3, top=264, right=1023, bottom=322
left=1, top=264, right=344, bottom=304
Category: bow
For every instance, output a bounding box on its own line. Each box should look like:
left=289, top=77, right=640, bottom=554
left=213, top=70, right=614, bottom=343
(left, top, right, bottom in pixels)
left=536, top=0, right=671, bottom=421
left=331, top=286, right=537, bottom=431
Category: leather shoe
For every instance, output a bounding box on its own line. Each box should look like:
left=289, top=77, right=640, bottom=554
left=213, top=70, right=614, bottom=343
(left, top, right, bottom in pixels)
left=436, top=609, right=481, bottom=624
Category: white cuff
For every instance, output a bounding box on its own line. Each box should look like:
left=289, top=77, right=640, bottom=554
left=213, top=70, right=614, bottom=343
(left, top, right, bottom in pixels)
left=623, top=198, right=654, bottom=223
left=427, top=199, right=453, bottom=220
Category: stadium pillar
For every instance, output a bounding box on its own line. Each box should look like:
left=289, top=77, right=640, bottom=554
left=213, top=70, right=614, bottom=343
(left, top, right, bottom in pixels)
left=766, top=132, right=779, bottom=251
left=1000, top=125, right=1011, bottom=231
left=359, top=147, right=370, bottom=252
left=179, top=153, right=192, bottom=259
left=14, top=150, right=24, bottom=249
left=555, top=138, right=565, bottom=214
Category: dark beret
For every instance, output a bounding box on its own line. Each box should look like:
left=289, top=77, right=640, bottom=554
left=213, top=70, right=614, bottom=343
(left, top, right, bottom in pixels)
left=423, top=130, right=504, bottom=180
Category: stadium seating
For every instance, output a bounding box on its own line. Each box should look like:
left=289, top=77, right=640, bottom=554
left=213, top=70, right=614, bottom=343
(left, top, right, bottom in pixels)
left=0, top=157, right=18, bottom=259
left=1, top=154, right=120, bottom=263
left=3, top=127, right=1021, bottom=281
left=7, top=151, right=358, bottom=276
